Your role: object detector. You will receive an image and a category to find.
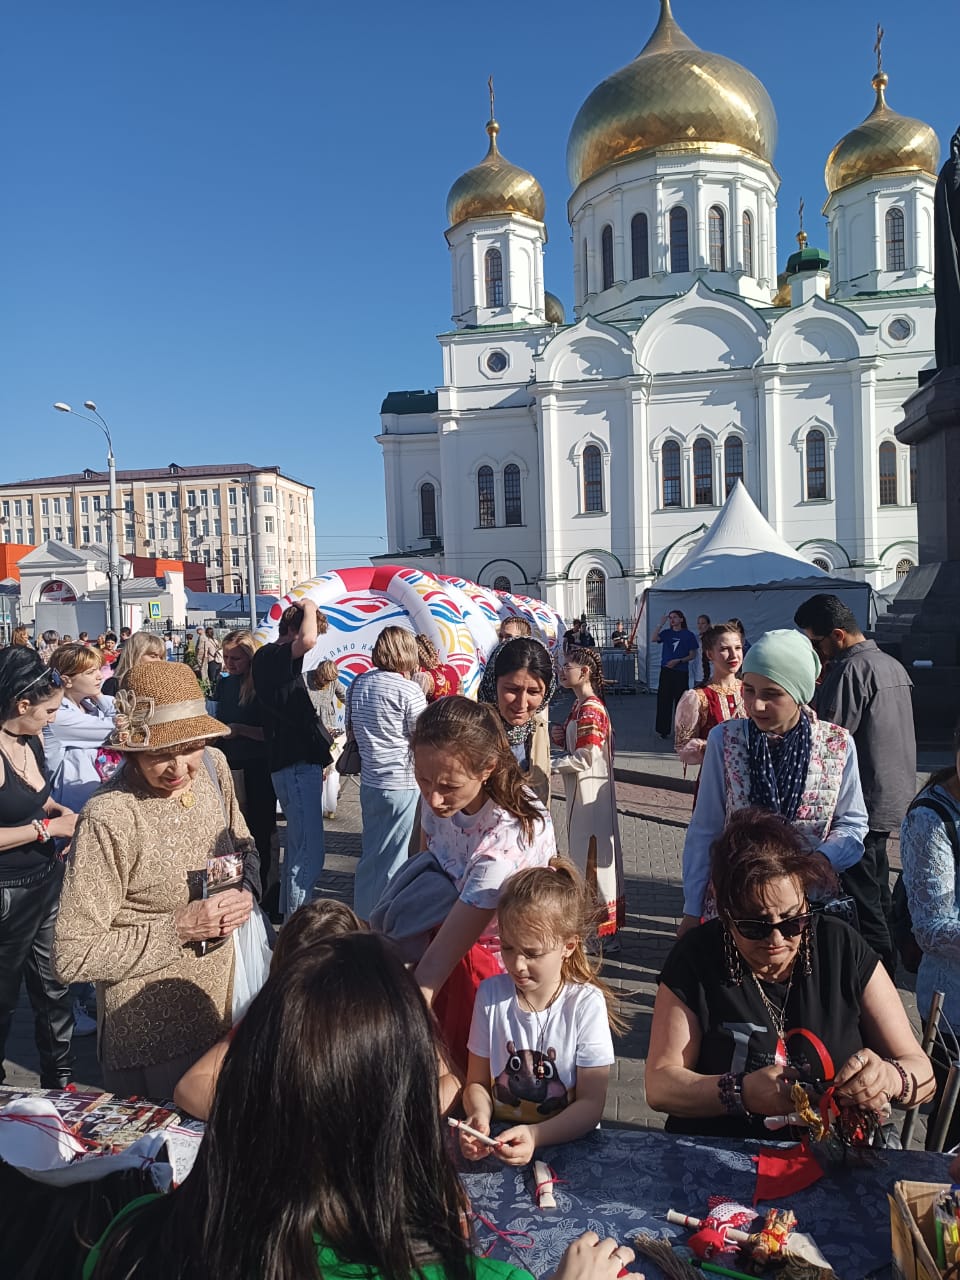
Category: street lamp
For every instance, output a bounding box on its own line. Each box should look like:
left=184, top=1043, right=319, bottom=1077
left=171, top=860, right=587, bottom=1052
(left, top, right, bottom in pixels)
left=230, top=478, right=259, bottom=633
left=53, top=400, right=122, bottom=634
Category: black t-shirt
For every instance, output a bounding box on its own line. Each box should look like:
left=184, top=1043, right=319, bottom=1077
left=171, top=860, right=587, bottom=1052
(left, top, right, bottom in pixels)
left=0, top=737, right=55, bottom=883
left=658, top=915, right=878, bottom=1139
left=252, top=643, right=332, bottom=773
left=215, top=675, right=268, bottom=767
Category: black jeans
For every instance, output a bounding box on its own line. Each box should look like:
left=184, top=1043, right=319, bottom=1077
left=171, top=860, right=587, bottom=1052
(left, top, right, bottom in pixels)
left=0, top=865, right=74, bottom=1087
left=239, top=758, right=278, bottom=889
left=840, top=830, right=896, bottom=978
left=655, top=666, right=690, bottom=737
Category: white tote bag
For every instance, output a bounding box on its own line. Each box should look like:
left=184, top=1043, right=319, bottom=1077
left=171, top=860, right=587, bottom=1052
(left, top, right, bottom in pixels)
left=231, top=905, right=273, bottom=1022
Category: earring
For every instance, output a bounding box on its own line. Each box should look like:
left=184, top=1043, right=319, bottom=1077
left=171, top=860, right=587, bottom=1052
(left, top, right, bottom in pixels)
left=722, top=924, right=743, bottom=984
left=800, top=923, right=813, bottom=977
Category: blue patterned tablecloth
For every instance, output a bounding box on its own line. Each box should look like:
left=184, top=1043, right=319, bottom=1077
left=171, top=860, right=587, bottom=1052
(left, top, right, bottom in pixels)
left=457, top=1128, right=947, bottom=1279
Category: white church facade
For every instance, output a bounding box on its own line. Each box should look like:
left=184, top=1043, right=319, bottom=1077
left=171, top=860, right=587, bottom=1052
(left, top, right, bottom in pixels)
left=375, top=0, right=940, bottom=625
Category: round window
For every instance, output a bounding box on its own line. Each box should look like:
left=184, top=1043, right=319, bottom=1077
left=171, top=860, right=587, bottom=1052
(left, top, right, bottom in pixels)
left=887, top=317, right=911, bottom=342
left=485, top=350, right=508, bottom=374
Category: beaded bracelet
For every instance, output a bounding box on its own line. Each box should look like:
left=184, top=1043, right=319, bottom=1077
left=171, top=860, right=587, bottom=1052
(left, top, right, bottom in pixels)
left=32, top=818, right=51, bottom=844
left=718, top=1071, right=747, bottom=1116
left=883, top=1056, right=911, bottom=1104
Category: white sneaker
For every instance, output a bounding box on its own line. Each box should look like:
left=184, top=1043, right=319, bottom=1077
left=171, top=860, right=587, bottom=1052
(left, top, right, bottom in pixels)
left=72, top=999, right=96, bottom=1036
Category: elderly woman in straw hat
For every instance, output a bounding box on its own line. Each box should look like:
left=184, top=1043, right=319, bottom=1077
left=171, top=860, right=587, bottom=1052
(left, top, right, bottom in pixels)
left=54, top=662, right=261, bottom=1099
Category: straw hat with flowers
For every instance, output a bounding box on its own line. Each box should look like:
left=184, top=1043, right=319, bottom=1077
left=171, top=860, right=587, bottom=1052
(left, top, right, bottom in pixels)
left=109, top=661, right=229, bottom=751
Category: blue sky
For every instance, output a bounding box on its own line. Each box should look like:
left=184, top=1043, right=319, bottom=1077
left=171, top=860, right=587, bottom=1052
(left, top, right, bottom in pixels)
left=4, top=0, right=956, bottom=570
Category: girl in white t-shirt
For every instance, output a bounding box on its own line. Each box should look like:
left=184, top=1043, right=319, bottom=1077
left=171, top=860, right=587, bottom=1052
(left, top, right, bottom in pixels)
left=460, top=860, right=626, bottom=1166
left=410, top=696, right=557, bottom=1066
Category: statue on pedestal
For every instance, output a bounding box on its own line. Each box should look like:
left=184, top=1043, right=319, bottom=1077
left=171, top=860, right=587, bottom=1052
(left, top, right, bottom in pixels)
left=935, top=128, right=960, bottom=370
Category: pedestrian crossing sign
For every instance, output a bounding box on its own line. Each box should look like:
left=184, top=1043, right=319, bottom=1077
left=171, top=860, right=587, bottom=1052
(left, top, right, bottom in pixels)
left=148, top=601, right=162, bottom=618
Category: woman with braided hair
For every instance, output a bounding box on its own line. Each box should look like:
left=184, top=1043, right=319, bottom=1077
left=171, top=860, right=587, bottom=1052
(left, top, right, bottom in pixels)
left=552, top=647, right=624, bottom=948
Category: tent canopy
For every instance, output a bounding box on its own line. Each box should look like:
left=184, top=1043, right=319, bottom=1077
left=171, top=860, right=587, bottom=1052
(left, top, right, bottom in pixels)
left=641, top=483, right=872, bottom=688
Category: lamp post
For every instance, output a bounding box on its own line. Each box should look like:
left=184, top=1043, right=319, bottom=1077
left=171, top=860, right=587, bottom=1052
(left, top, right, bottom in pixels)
left=53, top=401, right=122, bottom=635
left=231, top=478, right=258, bottom=633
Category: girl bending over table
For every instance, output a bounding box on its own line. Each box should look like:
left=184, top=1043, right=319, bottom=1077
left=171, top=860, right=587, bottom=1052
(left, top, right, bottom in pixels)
left=646, top=809, right=933, bottom=1139
left=460, top=861, right=626, bottom=1166
left=411, top=697, right=557, bottom=1066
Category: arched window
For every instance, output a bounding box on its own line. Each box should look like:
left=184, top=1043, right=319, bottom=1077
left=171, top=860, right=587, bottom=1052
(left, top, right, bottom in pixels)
left=504, top=463, right=522, bottom=526
left=693, top=437, right=714, bottom=505
left=601, top=224, right=614, bottom=291
left=885, top=208, right=905, bottom=273
left=662, top=441, right=682, bottom=507
left=493, top=574, right=511, bottom=592
left=631, top=212, right=649, bottom=279
left=909, top=445, right=917, bottom=503
left=813, top=557, right=831, bottom=573
left=419, top=482, right=437, bottom=537
left=724, top=437, right=744, bottom=495
left=742, top=210, right=754, bottom=278
left=585, top=568, right=607, bottom=617
left=477, top=465, right=495, bottom=527
left=583, top=445, right=604, bottom=512
left=708, top=206, right=726, bottom=272
left=484, top=248, right=503, bottom=308
left=669, top=207, right=689, bottom=273
left=879, top=442, right=898, bottom=505
left=805, top=430, right=827, bottom=500
left=896, top=558, right=913, bottom=580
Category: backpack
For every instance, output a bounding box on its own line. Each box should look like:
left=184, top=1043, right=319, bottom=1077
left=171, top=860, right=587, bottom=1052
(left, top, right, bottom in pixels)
left=890, top=795, right=960, bottom=974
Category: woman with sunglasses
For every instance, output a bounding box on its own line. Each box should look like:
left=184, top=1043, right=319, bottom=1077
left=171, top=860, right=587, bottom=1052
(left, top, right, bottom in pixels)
left=646, top=809, right=932, bottom=1138
left=0, top=647, right=78, bottom=1088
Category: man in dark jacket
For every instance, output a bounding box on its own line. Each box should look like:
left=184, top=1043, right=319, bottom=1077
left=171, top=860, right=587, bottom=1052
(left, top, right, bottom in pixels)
left=795, top=593, right=916, bottom=976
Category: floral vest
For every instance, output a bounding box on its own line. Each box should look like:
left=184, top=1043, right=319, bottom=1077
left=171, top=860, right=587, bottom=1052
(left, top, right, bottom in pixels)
left=720, top=709, right=851, bottom=843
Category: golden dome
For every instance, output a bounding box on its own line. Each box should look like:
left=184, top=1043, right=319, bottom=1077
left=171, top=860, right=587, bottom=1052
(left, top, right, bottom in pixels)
left=567, top=0, right=777, bottom=189
left=544, top=291, right=565, bottom=324
left=825, top=72, right=939, bottom=195
left=446, top=118, right=545, bottom=228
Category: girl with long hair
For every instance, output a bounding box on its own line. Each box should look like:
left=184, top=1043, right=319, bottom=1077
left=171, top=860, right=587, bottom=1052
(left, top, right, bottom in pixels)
left=460, top=860, right=625, bottom=1165
left=673, top=622, right=746, bottom=788
left=409, top=696, right=557, bottom=1064
left=552, top=647, right=625, bottom=947
left=653, top=609, right=699, bottom=739
left=477, top=637, right=555, bottom=804
left=102, top=631, right=164, bottom=696
left=85, top=934, right=632, bottom=1280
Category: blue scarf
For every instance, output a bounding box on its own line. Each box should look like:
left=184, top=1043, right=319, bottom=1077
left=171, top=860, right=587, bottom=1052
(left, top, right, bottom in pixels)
left=747, top=713, right=812, bottom=822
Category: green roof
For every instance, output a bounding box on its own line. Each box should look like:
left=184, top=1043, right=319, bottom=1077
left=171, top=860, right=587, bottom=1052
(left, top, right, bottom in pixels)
left=786, top=245, right=830, bottom=275
left=380, top=390, right=438, bottom=415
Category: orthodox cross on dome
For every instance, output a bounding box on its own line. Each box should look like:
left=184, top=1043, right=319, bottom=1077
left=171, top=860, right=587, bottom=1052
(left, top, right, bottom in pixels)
left=797, top=197, right=807, bottom=249
left=874, top=22, right=885, bottom=77
left=488, top=74, right=496, bottom=123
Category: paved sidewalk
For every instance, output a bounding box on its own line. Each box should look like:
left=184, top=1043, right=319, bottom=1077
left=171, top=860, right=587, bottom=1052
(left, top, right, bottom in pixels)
left=3, top=702, right=933, bottom=1142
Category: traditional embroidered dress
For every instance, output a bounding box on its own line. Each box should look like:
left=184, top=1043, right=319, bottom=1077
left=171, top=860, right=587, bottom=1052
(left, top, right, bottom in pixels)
left=681, top=707, right=868, bottom=919
left=554, top=695, right=625, bottom=937
left=418, top=659, right=462, bottom=702
left=674, top=682, right=745, bottom=770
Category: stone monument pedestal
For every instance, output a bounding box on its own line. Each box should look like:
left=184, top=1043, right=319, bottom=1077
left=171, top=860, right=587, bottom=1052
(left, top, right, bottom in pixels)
left=875, top=368, right=960, bottom=746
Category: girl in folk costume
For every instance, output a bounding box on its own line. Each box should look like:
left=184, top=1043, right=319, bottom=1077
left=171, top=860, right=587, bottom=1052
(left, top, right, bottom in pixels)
left=551, top=648, right=625, bottom=946
left=679, top=629, right=868, bottom=937
left=673, top=623, right=746, bottom=788
left=459, top=860, right=625, bottom=1166
left=413, top=634, right=462, bottom=703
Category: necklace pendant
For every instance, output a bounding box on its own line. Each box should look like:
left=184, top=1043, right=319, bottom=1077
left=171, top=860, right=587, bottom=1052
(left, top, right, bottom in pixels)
left=179, top=790, right=196, bottom=810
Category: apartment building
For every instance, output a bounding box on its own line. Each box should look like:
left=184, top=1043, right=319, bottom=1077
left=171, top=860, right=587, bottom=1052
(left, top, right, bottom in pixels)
left=0, top=462, right=315, bottom=596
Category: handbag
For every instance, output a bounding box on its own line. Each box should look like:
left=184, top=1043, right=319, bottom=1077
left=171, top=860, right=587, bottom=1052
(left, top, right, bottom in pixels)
left=231, top=905, right=273, bottom=1021
left=336, top=737, right=361, bottom=776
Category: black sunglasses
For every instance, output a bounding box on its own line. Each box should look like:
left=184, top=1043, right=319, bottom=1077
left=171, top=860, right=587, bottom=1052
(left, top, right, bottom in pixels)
left=730, top=910, right=811, bottom=941
left=17, top=667, right=63, bottom=698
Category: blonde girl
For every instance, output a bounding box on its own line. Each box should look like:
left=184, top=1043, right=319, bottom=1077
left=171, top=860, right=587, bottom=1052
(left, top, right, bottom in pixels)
left=107, top=631, right=165, bottom=694
left=460, top=860, right=626, bottom=1165
left=408, top=696, right=557, bottom=1064
left=552, top=647, right=625, bottom=947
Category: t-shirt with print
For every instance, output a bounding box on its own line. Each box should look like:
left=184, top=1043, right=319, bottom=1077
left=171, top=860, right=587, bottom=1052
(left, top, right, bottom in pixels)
left=659, top=914, right=878, bottom=1139
left=468, top=972, right=614, bottom=1124
left=658, top=628, right=699, bottom=665
left=420, top=797, right=556, bottom=952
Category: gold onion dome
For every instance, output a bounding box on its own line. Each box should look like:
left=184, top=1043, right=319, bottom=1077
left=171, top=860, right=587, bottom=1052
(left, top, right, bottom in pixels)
left=446, top=118, right=546, bottom=228
left=825, top=71, right=939, bottom=195
left=566, top=0, right=777, bottom=189
left=544, top=291, right=566, bottom=324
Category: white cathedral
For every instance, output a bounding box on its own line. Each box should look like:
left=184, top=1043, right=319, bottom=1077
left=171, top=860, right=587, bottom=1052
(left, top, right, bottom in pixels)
left=375, top=0, right=941, bottom=624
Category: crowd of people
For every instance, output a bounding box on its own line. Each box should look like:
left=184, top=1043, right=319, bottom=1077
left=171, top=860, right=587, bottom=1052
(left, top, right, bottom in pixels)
left=0, top=592, right=956, bottom=1277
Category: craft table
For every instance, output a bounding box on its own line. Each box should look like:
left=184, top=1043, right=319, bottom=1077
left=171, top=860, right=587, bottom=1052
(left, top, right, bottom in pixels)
left=456, top=1127, right=948, bottom=1280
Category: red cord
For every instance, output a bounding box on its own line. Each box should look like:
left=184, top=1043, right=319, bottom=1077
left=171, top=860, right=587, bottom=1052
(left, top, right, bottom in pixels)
left=470, top=1211, right=535, bottom=1257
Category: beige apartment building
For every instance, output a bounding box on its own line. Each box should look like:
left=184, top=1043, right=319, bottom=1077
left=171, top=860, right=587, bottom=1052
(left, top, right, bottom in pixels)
left=0, top=462, right=315, bottom=596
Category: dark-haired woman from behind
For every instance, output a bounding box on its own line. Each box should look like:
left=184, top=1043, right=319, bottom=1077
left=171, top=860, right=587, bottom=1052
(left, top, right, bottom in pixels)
left=83, top=934, right=634, bottom=1280
left=0, top=646, right=78, bottom=1088
left=646, top=809, right=932, bottom=1139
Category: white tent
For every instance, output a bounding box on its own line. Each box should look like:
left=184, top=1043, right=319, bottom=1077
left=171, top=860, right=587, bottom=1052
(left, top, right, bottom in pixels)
left=639, top=482, right=873, bottom=689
